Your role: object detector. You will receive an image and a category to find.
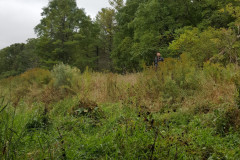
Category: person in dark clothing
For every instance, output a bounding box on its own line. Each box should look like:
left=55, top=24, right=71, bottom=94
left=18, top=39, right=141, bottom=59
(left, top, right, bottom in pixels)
left=154, top=52, right=164, bottom=70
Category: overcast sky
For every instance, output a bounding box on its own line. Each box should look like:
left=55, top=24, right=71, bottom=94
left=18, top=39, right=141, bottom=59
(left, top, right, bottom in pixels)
left=0, top=0, right=111, bottom=49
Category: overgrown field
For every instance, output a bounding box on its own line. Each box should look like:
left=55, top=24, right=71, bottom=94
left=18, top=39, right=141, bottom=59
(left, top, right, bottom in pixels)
left=1, top=57, right=240, bottom=159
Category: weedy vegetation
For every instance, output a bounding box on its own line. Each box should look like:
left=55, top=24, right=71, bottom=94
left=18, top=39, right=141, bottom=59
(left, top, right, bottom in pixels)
left=1, top=59, right=240, bottom=159
left=1, top=0, right=240, bottom=159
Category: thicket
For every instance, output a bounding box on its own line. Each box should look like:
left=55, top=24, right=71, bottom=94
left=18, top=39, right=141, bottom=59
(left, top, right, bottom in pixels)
left=1, top=55, right=240, bottom=158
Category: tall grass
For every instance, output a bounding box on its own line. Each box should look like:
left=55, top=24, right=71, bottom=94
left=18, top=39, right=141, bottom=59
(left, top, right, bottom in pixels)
left=0, top=59, right=240, bottom=159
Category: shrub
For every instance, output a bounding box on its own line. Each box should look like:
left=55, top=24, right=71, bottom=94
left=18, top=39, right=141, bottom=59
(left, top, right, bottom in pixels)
left=25, top=114, right=50, bottom=130
left=203, top=62, right=225, bottom=82
left=25, top=105, right=51, bottom=131
left=169, top=27, right=240, bottom=67
left=3, top=69, right=51, bottom=106
left=20, top=68, right=51, bottom=85
left=69, top=98, right=104, bottom=120
left=214, top=106, right=240, bottom=136
left=163, top=78, right=181, bottom=102
left=193, top=100, right=214, bottom=115
left=51, top=63, right=80, bottom=88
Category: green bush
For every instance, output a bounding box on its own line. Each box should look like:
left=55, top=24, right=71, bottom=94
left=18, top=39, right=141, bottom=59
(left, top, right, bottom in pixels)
left=51, top=63, right=80, bottom=88
left=163, top=78, right=181, bottom=102
left=169, top=27, right=240, bottom=67
left=20, top=68, right=51, bottom=85
left=214, top=106, right=240, bottom=136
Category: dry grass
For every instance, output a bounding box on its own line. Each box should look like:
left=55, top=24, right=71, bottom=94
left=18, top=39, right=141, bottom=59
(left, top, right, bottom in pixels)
left=0, top=59, right=239, bottom=116
left=182, top=80, right=237, bottom=113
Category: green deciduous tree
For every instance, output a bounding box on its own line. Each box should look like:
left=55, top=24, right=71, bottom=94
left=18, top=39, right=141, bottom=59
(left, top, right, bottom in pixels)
left=35, top=0, right=98, bottom=70
left=111, top=0, right=238, bottom=72
left=111, top=0, right=145, bottom=72
left=225, top=0, right=240, bottom=36
left=169, top=27, right=240, bottom=66
left=0, top=39, right=40, bottom=78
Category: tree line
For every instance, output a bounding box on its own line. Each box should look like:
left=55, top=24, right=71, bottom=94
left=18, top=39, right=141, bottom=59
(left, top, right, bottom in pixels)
left=0, top=0, right=239, bottom=77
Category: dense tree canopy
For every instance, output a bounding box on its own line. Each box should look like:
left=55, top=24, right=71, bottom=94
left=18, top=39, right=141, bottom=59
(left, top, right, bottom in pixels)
left=111, top=0, right=239, bottom=71
left=0, top=0, right=240, bottom=77
left=34, top=0, right=99, bottom=70
left=0, top=39, right=40, bottom=78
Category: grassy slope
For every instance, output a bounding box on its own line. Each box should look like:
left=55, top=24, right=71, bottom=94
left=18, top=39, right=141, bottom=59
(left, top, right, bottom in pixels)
left=1, top=60, right=240, bottom=159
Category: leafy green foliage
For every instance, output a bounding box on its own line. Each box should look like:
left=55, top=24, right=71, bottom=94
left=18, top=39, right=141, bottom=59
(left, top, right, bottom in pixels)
left=0, top=55, right=240, bottom=158
left=0, top=39, right=40, bottom=78
left=0, top=0, right=239, bottom=74
left=111, top=0, right=238, bottom=71
left=1, top=95, right=240, bottom=159
left=1, top=0, right=240, bottom=159
left=51, top=63, right=80, bottom=88
left=169, top=27, right=240, bottom=66
left=35, top=0, right=98, bottom=70
left=111, top=37, right=140, bottom=72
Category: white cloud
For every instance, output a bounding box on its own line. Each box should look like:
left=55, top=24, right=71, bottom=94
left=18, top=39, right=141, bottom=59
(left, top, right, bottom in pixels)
left=0, top=0, right=111, bottom=49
